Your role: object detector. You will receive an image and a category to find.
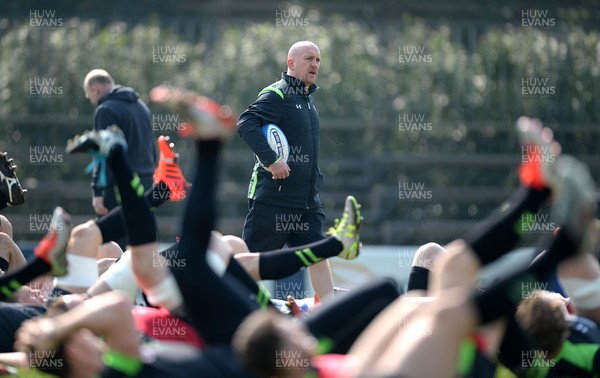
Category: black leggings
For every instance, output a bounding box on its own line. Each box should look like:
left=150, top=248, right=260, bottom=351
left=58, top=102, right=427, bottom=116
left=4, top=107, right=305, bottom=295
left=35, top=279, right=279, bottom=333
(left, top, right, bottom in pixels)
left=96, top=184, right=169, bottom=244
left=168, top=141, right=258, bottom=346
left=305, top=278, right=399, bottom=354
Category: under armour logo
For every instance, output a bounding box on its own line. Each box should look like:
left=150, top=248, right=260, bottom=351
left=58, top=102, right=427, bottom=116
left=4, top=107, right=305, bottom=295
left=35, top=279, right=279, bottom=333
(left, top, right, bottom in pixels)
left=296, top=104, right=302, bottom=109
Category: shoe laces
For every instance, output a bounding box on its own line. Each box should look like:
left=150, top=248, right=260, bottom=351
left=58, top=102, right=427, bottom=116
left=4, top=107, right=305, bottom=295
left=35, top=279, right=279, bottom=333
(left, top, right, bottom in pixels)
left=84, top=152, right=108, bottom=188
left=328, top=212, right=354, bottom=237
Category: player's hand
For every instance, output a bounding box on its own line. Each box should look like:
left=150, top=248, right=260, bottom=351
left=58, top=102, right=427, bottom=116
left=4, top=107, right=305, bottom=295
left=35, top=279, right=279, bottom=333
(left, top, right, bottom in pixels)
left=267, top=160, right=290, bottom=180
left=15, top=317, right=59, bottom=352
left=64, top=329, right=104, bottom=374
left=92, top=196, right=108, bottom=215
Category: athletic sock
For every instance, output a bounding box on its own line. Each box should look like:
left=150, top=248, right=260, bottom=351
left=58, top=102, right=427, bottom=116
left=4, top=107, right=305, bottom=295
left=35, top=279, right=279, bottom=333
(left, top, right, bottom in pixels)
left=173, top=139, right=258, bottom=345
left=226, top=257, right=272, bottom=308
left=148, top=182, right=171, bottom=209
left=406, top=266, right=430, bottom=292
left=178, top=140, right=220, bottom=259
left=472, top=228, right=578, bottom=325
left=498, top=313, right=534, bottom=376
left=106, top=145, right=156, bottom=246
left=258, top=236, right=343, bottom=280
left=95, top=184, right=170, bottom=243
left=305, top=278, right=400, bottom=354
left=0, top=257, right=8, bottom=273
left=0, top=257, right=50, bottom=299
left=463, top=187, right=550, bottom=266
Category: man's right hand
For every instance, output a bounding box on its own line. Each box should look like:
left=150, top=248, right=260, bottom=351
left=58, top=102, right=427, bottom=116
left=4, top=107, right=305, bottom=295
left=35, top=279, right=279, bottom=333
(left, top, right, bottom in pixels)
left=267, top=159, right=290, bottom=180
left=92, top=196, right=109, bottom=215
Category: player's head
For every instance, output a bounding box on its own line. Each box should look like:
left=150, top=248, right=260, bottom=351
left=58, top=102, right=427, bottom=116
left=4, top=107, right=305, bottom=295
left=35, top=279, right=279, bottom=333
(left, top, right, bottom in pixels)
left=83, top=69, right=115, bottom=106
left=233, top=309, right=317, bottom=377
left=286, top=41, right=320, bottom=88
left=516, top=290, right=570, bottom=355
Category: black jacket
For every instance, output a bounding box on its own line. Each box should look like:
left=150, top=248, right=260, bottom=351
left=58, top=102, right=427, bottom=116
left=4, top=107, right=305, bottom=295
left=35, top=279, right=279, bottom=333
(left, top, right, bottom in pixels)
left=237, top=73, right=323, bottom=209
left=92, top=85, right=158, bottom=196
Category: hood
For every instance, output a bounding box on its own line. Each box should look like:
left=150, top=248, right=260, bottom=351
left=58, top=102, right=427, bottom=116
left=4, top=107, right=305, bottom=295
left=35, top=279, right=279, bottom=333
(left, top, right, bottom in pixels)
left=98, top=85, right=140, bottom=104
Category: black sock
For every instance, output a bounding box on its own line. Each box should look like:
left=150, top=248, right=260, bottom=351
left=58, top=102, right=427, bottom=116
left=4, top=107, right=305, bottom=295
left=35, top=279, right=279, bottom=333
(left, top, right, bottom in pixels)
left=106, top=145, right=156, bottom=246
left=498, top=313, right=534, bottom=376
left=226, top=257, right=272, bottom=308
left=406, top=266, right=430, bottom=292
left=463, top=187, right=550, bottom=266
left=0, top=257, right=50, bottom=299
left=178, top=140, right=221, bottom=260
left=172, top=140, right=258, bottom=345
left=472, top=229, right=578, bottom=325
left=258, top=236, right=343, bottom=280
left=0, top=257, right=8, bottom=273
left=148, top=181, right=172, bottom=208
left=95, top=184, right=170, bottom=243
left=305, top=278, right=400, bottom=354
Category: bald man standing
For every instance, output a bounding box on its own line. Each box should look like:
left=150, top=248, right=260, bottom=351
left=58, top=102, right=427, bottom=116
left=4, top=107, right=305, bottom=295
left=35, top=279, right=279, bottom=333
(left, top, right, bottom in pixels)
left=82, top=69, right=158, bottom=216
left=237, top=41, right=335, bottom=303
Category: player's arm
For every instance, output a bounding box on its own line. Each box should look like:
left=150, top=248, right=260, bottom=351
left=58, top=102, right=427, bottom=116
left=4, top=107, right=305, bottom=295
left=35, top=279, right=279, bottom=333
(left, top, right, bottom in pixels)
left=16, top=291, right=139, bottom=359
left=237, top=91, right=282, bottom=168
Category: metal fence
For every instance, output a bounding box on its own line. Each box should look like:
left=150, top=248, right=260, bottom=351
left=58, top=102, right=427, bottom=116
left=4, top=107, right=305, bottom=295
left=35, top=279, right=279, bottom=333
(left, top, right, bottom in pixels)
left=2, top=8, right=599, bottom=245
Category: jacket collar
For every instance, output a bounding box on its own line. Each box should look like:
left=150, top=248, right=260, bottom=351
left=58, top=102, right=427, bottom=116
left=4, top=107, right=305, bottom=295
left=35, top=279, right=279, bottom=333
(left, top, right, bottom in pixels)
left=282, top=73, right=318, bottom=95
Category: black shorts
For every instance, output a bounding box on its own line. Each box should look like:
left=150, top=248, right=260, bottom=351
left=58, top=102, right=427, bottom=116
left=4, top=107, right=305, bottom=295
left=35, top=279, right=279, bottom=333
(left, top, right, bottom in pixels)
left=0, top=303, right=46, bottom=352
left=242, top=200, right=326, bottom=252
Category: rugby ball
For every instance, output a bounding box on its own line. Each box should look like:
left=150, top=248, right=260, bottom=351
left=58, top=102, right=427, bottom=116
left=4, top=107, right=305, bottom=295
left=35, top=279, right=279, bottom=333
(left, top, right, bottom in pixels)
left=262, top=123, right=290, bottom=162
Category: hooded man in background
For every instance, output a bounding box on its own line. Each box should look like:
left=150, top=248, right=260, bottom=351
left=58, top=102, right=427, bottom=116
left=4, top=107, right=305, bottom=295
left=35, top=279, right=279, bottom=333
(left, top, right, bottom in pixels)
left=83, top=69, right=158, bottom=216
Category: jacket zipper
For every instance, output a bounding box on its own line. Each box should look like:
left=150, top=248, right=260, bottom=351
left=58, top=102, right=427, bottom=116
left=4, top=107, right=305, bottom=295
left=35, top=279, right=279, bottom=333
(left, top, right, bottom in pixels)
left=306, top=95, right=314, bottom=209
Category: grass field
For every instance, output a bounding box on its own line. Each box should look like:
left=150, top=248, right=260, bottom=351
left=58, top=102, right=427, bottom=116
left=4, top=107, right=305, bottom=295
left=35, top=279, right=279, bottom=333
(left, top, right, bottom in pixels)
left=14, top=369, right=54, bottom=377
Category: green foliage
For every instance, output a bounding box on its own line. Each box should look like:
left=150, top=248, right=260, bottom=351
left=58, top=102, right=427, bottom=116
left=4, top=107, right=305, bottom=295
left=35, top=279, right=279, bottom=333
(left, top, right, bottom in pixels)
left=0, top=15, right=598, bottom=242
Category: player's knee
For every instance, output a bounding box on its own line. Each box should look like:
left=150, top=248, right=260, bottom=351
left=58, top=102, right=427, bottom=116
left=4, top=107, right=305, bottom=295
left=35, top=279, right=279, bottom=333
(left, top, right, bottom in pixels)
left=0, top=215, right=13, bottom=239
left=130, top=258, right=154, bottom=284
left=412, top=242, right=447, bottom=269
left=97, top=241, right=123, bottom=260
left=222, top=235, right=250, bottom=254
left=0, top=232, right=11, bottom=260
left=71, top=220, right=100, bottom=242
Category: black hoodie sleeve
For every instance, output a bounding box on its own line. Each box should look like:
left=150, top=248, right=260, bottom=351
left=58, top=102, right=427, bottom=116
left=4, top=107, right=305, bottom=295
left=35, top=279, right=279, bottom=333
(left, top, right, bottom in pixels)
left=237, top=91, right=282, bottom=167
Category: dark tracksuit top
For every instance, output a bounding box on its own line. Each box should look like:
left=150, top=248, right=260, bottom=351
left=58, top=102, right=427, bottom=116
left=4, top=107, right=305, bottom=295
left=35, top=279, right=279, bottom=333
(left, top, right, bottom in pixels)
left=505, top=315, right=600, bottom=377
left=237, top=73, right=324, bottom=209
left=92, top=85, right=158, bottom=207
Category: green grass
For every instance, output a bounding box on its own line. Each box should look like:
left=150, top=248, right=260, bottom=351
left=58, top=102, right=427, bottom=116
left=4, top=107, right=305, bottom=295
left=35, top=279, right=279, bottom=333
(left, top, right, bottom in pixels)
left=15, top=368, right=56, bottom=377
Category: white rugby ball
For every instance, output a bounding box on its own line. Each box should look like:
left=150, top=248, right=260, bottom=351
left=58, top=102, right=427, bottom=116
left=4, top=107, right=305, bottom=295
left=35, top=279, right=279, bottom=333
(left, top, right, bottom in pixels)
left=261, top=123, right=290, bottom=162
